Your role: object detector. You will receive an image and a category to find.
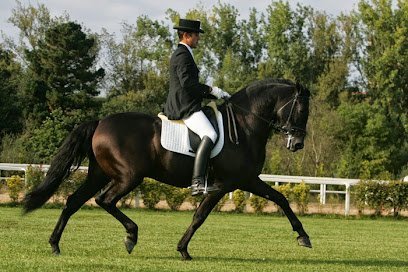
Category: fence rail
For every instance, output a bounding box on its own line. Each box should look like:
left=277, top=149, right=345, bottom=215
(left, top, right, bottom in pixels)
left=1, top=163, right=362, bottom=215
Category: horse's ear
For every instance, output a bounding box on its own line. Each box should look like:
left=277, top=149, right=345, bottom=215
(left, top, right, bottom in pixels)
left=295, top=82, right=310, bottom=97
left=295, top=82, right=303, bottom=95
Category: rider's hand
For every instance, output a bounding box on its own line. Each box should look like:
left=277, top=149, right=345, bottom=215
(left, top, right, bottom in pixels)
left=211, top=86, right=231, bottom=99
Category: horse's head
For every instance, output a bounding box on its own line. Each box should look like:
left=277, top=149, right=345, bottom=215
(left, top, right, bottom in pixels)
left=275, top=83, right=310, bottom=152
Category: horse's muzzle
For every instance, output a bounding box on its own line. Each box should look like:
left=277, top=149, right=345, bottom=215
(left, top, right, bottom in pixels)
left=286, top=134, right=304, bottom=152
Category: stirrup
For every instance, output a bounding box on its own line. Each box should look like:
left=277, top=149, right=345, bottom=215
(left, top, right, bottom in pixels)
left=190, top=183, right=220, bottom=196
left=190, top=176, right=220, bottom=196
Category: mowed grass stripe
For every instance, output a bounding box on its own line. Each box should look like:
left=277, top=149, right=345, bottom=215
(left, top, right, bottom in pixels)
left=0, top=207, right=407, bottom=272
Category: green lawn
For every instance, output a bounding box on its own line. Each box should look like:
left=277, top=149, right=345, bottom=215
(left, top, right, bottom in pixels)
left=0, top=207, right=407, bottom=272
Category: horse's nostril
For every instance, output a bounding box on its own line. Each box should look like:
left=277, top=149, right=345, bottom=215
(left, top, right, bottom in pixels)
left=295, top=143, right=304, bottom=149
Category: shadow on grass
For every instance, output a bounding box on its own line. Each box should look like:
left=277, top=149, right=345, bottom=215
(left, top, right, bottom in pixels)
left=187, top=256, right=408, bottom=268
left=147, top=255, right=408, bottom=268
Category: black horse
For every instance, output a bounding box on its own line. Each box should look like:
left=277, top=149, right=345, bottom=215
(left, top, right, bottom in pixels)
left=23, top=78, right=311, bottom=260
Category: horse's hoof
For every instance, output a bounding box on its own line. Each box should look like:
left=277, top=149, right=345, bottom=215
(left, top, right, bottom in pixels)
left=297, top=236, right=312, bottom=248
left=50, top=245, right=61, bottom=256
left=124, top=237, right=137, bottom=254
left=177, top=248, right=192, bottom=261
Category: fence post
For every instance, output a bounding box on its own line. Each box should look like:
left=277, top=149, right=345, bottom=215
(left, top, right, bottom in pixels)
left=319, top=184, right=326, bottom=204
left=345, top=183, right=351, bottom=216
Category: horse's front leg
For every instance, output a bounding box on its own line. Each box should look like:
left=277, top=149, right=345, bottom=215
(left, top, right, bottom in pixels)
left=177, top=189, right=227, bottom=260
left=241, top=177, right=312, bottom=248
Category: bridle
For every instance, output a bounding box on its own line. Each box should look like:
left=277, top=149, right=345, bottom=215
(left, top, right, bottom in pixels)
left=226, top=92, right=308, bottom=136
left=276, top=92, right=307, bottom=137
left=275, top=93, right=308, bottom=148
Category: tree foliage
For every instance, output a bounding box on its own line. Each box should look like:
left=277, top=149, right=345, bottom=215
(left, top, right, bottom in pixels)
left=25, top=22, right=104, bottom=114
left=0, top=46, right=23, bottom=136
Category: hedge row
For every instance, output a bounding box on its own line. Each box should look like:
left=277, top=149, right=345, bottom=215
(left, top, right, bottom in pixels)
left=353, top=180, right=408, bottom=217
left=6, top=166, right=407, bottom=216
left=3, top=166, right=311, bottom=214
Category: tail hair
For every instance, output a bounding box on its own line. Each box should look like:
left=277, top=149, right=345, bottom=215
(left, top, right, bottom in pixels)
left=23, top=120, right=99, bottom=213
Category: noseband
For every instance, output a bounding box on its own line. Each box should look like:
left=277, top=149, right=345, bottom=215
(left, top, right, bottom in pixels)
left=276, top=93, right=307, bottom=137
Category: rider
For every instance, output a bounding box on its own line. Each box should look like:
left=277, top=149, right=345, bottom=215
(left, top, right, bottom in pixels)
left=164, top=18, right=230, bottom=196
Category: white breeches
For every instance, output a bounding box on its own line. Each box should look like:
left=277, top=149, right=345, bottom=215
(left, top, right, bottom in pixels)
left=183, top=110, right=217, bottom=144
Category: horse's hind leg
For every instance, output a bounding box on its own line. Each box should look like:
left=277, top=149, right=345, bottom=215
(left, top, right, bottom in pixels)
left=241, top=177, right=312, bottom=248
left=177, top=189, right=227, bottom=260
left=49, top=159, right=110, bottom=255
left=95, top=176, right=142, bottom=254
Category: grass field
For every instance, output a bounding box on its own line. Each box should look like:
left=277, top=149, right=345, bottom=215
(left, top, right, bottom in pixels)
left=0, top=207, right=407, bottom=272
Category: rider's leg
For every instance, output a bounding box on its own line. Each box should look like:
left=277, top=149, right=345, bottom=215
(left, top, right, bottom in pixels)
left=183, top=110, right=218, bottom=195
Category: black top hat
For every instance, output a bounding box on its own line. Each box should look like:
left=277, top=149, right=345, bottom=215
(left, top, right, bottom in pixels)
left=173, top=19, right=204, bottom=33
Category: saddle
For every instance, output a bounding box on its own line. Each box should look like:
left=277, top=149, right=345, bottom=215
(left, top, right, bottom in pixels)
left=158, top=102, right=224, bottom=158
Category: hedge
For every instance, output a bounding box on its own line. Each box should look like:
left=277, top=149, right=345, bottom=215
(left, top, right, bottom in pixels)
left=14, top=167, right=408, bottom=217
left=6, top=175, right=24, bottom=203
left=354, top=180, right=408, bottom=217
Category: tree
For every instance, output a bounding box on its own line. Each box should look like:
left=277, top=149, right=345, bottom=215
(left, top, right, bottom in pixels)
left=212, top=7, right=264, bottom=91
left=335, top=0, right=408, bottom=178
left=100, top=16, right=171, bottom=97
left=100, top=16, right=171, bottom=116
left=25, top=22, right=104, bottom=115
left=5, top=0, right=68, bottom=61
left=259, top=2, right=311, bottom=82
left=0, top=45, right=23, bottom=136
left=207, top=2, right=240, bottom=71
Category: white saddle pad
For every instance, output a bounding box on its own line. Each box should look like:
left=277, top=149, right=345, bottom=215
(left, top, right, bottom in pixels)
left=158, top=103, right=224, bottom=158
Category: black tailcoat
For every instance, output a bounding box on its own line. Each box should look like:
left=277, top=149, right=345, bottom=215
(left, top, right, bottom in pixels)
left=164, top=44, right=212, bottom=120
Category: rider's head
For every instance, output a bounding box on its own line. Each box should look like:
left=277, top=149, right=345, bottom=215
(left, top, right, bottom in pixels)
left=178, top=31, right=200, bottom=48
left=174, top=19, right=204, bottom=49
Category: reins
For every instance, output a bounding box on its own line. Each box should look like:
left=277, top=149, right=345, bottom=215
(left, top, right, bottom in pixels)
left=224, top=92, right=307, bottom=144
left=226, top=102, right=239, bottom=145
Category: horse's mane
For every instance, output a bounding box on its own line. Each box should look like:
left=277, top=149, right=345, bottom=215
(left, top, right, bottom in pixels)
left=246, top=78, right=295, bottom=92
left=232, top=78, right=310, bottom=101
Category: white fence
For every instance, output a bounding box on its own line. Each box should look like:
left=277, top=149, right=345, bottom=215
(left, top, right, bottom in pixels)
left=1, top=163, right=361, bottom=215
left=259, top=174, right=360, bottom=216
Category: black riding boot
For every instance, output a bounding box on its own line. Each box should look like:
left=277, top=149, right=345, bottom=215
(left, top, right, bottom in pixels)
left=191, top=136, right=219, bottom=196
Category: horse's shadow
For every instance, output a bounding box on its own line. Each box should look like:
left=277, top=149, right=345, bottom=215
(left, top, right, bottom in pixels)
left=150, top=255, right=408, bottom=268
left=193, top=256, right=408, bottom=268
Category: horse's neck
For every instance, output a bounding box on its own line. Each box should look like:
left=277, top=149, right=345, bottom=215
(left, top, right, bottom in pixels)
left=229, top=94, right=274, bottom=146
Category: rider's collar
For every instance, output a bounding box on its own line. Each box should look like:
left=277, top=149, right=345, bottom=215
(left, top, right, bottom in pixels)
left=179, top=42, right=194, bottom=59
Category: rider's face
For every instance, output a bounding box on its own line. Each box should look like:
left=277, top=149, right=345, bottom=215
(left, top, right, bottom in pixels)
left=184, top=32, right=200, bottom=48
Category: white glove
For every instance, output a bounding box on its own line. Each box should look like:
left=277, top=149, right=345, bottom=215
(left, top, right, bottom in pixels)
left=211, top=86, right=231, bottom=99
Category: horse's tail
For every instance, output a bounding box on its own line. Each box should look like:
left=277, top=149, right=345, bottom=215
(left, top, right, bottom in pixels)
left=23, top=120, right=99, bottom=214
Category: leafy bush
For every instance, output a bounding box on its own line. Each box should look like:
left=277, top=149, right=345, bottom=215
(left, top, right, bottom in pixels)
left=163, top=185, right=190, bottom=210
left=275, top=183, right=292, bottom=200
left=355, top=180, right=408, bottom=217
left=292, top=182, right=310, bottom=215
left=274, top=182, right=310, bottom=215
left=139, top=178, right=164, bottom=209
left=249, top=195, right=268, bottom=213
left=56, top=171, right=87, bottom=203
left=354, top=180, right=388, bottom=216
left=25, top=165, right=45, bottom=191
left=187, top=194, right=205, bottom=208
left=214, top=194, right=229, bottom=212
left=386, top=181, right=408, bottom=217
left=120, top=190, right=138, bottom=208
left=232, top=190, right=246, bottom=212
left=6, top=175, right=24, bottom=202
